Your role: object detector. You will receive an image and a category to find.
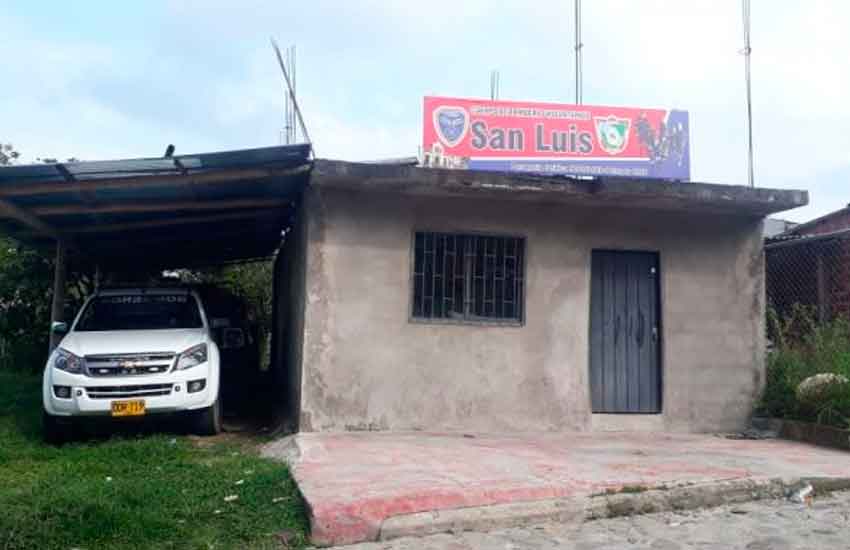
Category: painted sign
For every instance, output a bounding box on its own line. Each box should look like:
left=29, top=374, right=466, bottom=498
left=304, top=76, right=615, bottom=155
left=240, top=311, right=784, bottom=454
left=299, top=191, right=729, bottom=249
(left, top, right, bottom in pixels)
left=422, top=96, right=690, bottom=180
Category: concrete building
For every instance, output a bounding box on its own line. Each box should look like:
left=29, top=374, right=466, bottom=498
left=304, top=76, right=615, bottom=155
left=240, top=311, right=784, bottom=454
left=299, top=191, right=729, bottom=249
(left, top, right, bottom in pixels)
left=763, top=217, right=799, bottom=238
left=274, top=161, right=806, bottom=434
left=0, top=145, right=806, bottom=435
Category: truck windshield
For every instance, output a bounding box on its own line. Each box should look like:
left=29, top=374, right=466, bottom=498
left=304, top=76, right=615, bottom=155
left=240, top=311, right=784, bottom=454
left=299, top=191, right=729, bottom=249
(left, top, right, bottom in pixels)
left=75, top=294, right=203, bottom=331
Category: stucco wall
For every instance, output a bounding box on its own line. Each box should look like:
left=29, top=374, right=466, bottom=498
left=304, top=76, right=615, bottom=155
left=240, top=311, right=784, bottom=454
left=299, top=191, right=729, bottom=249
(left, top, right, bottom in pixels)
left=273, top=198, right=309, bottom=432
left=295, top=186, right=765, bottom=433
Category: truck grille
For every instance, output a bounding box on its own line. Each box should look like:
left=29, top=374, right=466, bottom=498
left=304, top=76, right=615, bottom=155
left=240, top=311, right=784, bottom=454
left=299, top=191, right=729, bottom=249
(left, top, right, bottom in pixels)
left=85, top=353, right=175, bottom=377
left=85, top=384, right=173, bottom=399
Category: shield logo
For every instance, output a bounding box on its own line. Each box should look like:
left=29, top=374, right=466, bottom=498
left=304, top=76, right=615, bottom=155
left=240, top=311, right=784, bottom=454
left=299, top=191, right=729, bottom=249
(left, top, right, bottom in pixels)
left=119, top=360, right=139, bottom=374
left=433, top=106, right=470, bottom=148
left=594, top=115, right=631, bottom=155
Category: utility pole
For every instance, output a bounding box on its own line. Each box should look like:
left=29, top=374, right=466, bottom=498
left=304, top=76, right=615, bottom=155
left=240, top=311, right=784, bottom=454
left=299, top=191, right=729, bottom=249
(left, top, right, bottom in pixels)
left=574, top=0, right=583, bottom=104
left=742, top=0, right=755, bottom=187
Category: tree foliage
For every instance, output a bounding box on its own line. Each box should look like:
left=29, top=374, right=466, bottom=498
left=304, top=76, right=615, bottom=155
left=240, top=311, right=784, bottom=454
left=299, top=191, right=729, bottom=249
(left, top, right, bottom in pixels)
left=0, top=237, right=53, bottom=370
left=0, top=143, right=80, bottom=370
left=0, top=143, right=20, bottom=165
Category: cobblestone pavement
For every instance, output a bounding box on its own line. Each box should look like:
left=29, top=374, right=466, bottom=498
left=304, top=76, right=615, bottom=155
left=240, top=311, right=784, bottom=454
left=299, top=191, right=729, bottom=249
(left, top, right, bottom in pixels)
left=340, top=491, right=850, bottom=550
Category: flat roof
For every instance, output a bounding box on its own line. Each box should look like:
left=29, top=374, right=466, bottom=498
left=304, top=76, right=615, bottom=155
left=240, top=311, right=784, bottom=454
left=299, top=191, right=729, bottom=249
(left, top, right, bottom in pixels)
left=0, top=148, right=808, bottom=270
left=312, top=160, right=808, bottom=217
left=0, top=144, right=311, bottom=267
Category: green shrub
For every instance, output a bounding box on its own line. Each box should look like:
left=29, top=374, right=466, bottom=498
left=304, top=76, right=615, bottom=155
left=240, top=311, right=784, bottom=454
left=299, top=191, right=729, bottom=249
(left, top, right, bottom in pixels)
left=762, top=305, right=850, bottom=428
left=0, top=237, right=53, bottom=371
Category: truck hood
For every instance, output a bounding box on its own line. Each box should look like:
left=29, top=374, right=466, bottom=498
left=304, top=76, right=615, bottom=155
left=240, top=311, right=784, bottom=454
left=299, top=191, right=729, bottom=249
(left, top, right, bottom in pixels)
left=59, top=329, right=206, bottom=357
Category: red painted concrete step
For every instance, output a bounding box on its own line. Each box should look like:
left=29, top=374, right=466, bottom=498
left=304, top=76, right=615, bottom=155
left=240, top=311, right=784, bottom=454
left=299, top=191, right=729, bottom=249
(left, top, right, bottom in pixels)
left=261, top=432, right=850, bottom=546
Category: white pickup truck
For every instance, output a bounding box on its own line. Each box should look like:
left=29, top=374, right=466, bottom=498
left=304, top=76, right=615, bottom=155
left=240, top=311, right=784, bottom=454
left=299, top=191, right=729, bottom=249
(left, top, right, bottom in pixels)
left=42, top=287, right=222, bottom=442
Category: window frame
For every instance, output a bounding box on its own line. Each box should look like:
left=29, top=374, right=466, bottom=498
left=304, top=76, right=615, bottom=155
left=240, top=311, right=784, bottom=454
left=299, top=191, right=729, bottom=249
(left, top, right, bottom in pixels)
left=408, top=229, right=527, bottom=327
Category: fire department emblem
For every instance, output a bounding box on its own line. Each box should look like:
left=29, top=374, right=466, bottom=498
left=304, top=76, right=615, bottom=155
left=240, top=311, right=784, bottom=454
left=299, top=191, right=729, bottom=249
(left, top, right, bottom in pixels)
left=594, top=115, right=631, bottom=155
left=433, top=106, right=469, bottom=147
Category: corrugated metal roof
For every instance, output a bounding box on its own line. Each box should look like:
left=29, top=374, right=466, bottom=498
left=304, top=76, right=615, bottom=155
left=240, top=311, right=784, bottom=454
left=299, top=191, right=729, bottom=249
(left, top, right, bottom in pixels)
left=0, top=144, right=312, bottom=267
left=777, top=205, right=850, bottom=237
left=0, top=145, right=310, bottom=185
left=765, top=226, right=850, bottom=249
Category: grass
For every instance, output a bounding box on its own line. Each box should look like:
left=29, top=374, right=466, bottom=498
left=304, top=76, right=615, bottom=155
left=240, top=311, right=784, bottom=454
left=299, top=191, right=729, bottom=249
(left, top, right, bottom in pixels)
left=761, top=307, right=850, bottom=429
left=0, top=370, right=309, bottom=550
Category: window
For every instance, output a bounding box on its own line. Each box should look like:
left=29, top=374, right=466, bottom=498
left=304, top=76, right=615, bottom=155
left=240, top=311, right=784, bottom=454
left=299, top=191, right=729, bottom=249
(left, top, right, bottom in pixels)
left=412, top=232, right=525, bottom=324
left=75, top=294, right=204, bottom=331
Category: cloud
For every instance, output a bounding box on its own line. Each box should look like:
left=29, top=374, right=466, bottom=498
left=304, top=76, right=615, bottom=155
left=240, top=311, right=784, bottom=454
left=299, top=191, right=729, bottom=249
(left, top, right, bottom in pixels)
left=1, top=1, right=847, bottom=221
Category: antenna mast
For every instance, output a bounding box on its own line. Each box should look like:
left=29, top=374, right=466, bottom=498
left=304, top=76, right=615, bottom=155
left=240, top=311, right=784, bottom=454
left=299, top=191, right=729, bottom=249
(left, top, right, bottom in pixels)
left=574, top=0, right=583, bottom=104
left=282, top=45, right=297, bottom=144
left=741, top=0, right=754, bottom=187
left=490, top=70, right=500, bottom=100
left=271, top=38, right=313, bottom=153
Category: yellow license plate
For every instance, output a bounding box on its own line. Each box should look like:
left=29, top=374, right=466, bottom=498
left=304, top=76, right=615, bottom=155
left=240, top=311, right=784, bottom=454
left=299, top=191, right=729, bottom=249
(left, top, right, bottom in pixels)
left=111, top=400, right=146, bottom=417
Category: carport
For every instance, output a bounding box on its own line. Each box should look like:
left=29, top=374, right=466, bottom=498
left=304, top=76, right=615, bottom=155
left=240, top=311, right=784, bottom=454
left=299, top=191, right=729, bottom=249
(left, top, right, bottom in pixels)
left=0, top=144, right=312, bottom=425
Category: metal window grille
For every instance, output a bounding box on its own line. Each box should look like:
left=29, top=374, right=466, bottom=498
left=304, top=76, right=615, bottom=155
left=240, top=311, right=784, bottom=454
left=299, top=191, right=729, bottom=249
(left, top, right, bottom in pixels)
left=412, top=231, right=525, bottom=324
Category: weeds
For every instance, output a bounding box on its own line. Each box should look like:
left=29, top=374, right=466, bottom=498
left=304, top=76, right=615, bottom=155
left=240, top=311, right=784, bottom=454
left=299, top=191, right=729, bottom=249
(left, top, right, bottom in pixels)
left=762, top=305, right=850, bottom=429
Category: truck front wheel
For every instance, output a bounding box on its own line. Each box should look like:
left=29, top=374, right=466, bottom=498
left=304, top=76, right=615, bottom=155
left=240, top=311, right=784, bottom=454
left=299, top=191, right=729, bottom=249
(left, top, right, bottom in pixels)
left=191, top=399, right=222, bottom=436
left=43, top=411, right=74, bottom=445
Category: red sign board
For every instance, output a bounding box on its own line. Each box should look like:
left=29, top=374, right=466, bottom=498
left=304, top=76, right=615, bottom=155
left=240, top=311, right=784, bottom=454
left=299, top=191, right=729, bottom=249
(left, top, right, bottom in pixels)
left=422, top=96, right=690, bottom=180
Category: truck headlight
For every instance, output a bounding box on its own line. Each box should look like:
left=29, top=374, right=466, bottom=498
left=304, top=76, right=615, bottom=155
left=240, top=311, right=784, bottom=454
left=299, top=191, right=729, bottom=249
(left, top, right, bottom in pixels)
left=175, top=344, right=208, bottom=370
left=53, top=348, right=83, bottom=374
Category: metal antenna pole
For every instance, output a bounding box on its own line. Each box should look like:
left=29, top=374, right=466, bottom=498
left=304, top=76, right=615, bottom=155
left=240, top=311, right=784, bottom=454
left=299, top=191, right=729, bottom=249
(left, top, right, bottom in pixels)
left=271, top=38, right=313, bottom=154
left=742, top=0, right=754, bottom=187
left=283, top=48, right=291, bottom=144
left=574, top=0, right=583, bottom=104
left=291, top=45, right=297, bottom=143
left=490, top=71, right=495, bottom=100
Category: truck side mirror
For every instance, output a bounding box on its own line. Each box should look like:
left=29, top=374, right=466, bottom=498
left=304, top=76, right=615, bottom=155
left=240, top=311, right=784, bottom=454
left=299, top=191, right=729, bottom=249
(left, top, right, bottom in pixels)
left=222, top=328, right=246, bottom=350
left=51, top=321, right=69, bottom=334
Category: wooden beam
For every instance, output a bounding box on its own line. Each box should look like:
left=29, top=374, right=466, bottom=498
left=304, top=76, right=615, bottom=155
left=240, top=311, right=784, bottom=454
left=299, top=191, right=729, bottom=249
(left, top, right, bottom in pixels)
left=67, top=210, right=280, bottom=234
left=55, top=163, right=76, bottom=182
left=49, top=240, right=68, bottom=353
left=0, top=164, right=310, bottom=198
left=172, top=157, right=188, bottom=175
left=77, top=225, right=283, bottom=250
left=32, top=197, right=290, bottom=217
left=0, top=198, right=61, bottom=238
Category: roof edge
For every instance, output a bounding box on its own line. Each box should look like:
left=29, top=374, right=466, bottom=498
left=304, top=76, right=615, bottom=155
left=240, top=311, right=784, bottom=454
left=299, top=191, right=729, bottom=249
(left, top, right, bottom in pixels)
left=781, top=205, right=850, bottom=236
left=312, top=159, right=808, bottom=217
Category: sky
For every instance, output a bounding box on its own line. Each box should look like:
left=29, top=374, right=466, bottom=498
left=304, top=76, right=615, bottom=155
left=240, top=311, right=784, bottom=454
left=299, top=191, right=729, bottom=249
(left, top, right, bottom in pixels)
left=1, top=1, right=847, bottom=222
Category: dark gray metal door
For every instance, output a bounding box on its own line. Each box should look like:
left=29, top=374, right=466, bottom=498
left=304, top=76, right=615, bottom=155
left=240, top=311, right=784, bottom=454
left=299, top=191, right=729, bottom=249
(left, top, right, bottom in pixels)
left=590, top=250, right=661, bottom=413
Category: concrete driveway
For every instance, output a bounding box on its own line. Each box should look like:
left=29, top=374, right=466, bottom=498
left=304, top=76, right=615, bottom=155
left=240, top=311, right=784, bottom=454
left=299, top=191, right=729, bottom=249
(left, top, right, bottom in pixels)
left=261, top=432, right=850, bottom=546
